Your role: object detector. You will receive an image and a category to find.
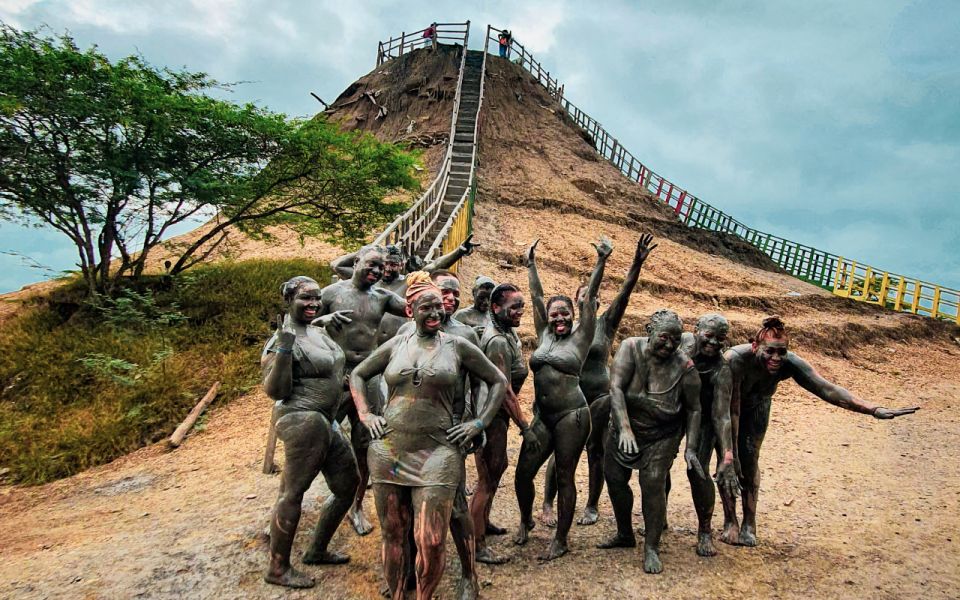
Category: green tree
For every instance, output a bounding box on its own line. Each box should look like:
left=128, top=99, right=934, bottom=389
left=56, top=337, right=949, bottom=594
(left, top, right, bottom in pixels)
left=0, top=25, right=417, bottom=296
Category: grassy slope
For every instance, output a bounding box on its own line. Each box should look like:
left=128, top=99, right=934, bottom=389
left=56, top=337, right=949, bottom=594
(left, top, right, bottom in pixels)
left=0, top=259, right=331, bottom=484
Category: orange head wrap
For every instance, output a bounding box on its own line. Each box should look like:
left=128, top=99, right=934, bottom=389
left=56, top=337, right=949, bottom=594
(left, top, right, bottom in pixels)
left=405, top=271, right=442, bottom=306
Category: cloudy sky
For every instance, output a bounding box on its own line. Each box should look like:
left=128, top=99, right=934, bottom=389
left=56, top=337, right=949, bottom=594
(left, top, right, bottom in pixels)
left=1, top=0, right=958, bottom=293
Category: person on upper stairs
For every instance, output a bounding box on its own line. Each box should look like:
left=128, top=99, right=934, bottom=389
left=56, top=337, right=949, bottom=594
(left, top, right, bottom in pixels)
left=498, top=29, right=512, bottom=58
left=424, top=22, right=438, bottom=51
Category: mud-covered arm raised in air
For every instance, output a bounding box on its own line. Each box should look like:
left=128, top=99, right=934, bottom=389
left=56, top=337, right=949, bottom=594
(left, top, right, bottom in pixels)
left=423, top=234, right=480, bottom=272
left=572, top=237, right=612, bottom=354
left=524, top=239, right=547, bottom=337
left=603, top=233, right=655, bottom=338
left=330, top=251, right=357, bottom=280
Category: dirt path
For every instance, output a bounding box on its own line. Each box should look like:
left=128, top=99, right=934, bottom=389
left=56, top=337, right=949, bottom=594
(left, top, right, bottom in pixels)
left=1, top=334, right=957, bottom=599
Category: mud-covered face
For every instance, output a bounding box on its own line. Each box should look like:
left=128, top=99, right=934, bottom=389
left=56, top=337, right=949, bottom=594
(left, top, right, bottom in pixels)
left=382, top=256, right=403, bottom=283
left=493, top=292, right=525, bottom=328
left=650, top=322, right=682, bottom=359
left=434, top=275, right=461, bottom=316
left=473, top=284, right=494, bottom=312
left=696, top=323, right=728, bottom=357
left=290, top=282, right=321, bottom=325
left=411, top=292, right=444, bottom=335
left=354, top=250, right=384, bottom=288
left=547, top=299, right=574, bottom=337
left=754, top=338, right=788, bottom=373
left=575, top=285, right=599, bottom=314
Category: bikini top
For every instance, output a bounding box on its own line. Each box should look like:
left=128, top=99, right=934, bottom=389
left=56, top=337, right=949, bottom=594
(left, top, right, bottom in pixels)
left=529, top=333, right=583, bottom=376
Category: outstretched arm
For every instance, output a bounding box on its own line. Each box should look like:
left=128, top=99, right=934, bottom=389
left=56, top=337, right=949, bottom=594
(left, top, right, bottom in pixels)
left=423, top=234, right=480, bottom=272
left=330, top=251, right=357, bottom=280
left=603, top=234, right=655, bottom=338
left=349, top=338, right=398, bottom=438
left=572, top=237, right=612, bottom=353
left=789, top=354, right=919, bottom=418
left=524, top=239, right=548, bottom=337
left=680, top=366, right=706, bottom=478
left=609, top=340, right=638, bottom=454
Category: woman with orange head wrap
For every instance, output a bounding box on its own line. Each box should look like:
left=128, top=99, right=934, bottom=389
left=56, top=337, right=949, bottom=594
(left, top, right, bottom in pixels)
left=350, top=272, right=510, bottom=600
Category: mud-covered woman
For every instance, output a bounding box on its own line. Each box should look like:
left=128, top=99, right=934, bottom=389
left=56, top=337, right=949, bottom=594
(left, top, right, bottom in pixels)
left=720, top=315, right=918, bottom=547
left=349, top=272, right=510, bottom=600
left=471, top=283, right=538, bottom=565
left=598, top=309, right=704, bottom=574
left=540, top=234, right=657, bottom=528
left=260, top=276, right=360, bottom=588
left=513, top=237, right=611, bottom=561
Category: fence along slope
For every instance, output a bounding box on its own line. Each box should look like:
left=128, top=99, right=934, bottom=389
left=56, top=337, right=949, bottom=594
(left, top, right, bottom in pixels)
left=372, top=22, right=479, bottom=269
left=486, top=26, right=959, bottom=324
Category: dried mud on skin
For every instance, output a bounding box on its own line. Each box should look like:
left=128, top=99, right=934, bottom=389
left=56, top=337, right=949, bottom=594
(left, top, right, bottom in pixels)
left=3, top=49, right=960, bottom=599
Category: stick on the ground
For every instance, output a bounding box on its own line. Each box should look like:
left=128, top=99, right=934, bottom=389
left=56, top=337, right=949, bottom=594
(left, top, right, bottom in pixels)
left=168, top=381, right=221, bottom=448
left=262, top=417, right=279, bottom=474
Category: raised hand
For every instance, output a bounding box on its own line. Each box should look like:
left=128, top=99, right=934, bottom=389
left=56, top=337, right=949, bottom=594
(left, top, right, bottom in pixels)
left=458, top=234, right=480, bottom=256
left=873, top=406, right=919, bottom=419
left=277, top=312, right=296, bottom=352
left=592, top=236, right=614, bottom=259
left=634, top=233, right=658, bottom=264
left=311, top=310, right=354, bottom=331
left=685, top=448, right=706, bottom=479
left=524, top=238, right=540, bottom=267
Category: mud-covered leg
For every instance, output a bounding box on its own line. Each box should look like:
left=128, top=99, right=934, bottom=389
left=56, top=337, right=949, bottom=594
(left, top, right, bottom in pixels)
left=597, top=443, right=636, bottom=550
left=412, top=487, right=455, bottom=600
left=688, top=424, right=717, bottom=556
left=265, top=413, right=329, bottom=588
left=450, top=483, right=479, bottom=600
left=638, top=452, right=672, bottom=574
left=513, top=420, right=553, bottom=547
left=373, top=484, right=412, bottom=600
left=738, top=400, right=769, bottom=547
left=578, top=394, right=610, bottom=526
left=540, top=455, right=558, bottom=528
left=345, top=378, right=379, bottom=536
left=304, top=428, right=360, bottom=564
left=471, top=417, right=509, bottom=564
left=542, top=407, right=590, bottom=560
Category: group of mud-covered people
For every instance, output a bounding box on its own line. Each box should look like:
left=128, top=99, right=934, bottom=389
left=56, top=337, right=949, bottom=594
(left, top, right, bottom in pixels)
left=260, top=234, right=917, bottom=598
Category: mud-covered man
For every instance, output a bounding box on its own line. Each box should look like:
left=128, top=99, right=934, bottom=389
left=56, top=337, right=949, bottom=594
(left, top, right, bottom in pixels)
left=317, top=244, right=407, bottom=535
left=720, top=315, right=918, bottom=547
left=599, top=309, right=704, bottom=574
left=454, top=275, right=496, bottom=336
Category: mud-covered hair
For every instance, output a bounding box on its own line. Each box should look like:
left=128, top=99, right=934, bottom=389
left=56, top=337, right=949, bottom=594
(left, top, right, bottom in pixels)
left=546, top=294, right=575, bottom=316
left=645, top=309, right=682, bottom=334
left=490, top=283, right=520, bottom=309
left=281, top=276, right=318, bottom=303
left=696, top=313, right=730, bottom=335
left=384, top=244, right=404, bottom=261
left=354, top=244, right=386, bottom=263
left=754, top=315, right=787, bottom=344
left=430, top=269, right=458, bottom=282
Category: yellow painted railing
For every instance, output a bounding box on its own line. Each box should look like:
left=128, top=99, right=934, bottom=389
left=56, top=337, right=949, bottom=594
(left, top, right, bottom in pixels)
left=833, top=257, right=959, bottom=323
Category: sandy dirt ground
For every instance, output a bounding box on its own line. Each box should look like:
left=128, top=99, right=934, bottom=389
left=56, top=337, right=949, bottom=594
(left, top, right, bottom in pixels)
left=3, top=49, right=959, bottom=599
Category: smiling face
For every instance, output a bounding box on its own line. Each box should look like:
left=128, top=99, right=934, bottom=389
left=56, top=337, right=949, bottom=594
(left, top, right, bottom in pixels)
left=575, top=284, right=599, bottom=314
left=473, top=284, right=494, bottom=313
left=695, top=320, right=729, bottom=358
left=547, top=298, right=574, bottom=337
left=493, top=291, right=525, bottom=328
left=290, top=282, right=322, bottom=325
left=753, top=338, right=788, bottom=373
left=411, top=291, right=444, bottom=335
left=434, top=274, right=461, bottom=317
left=382, top=255, right=403, bottom=284
left=649, top=321, right=683, bottom=360
left=353, top=249, right=385, bottom=289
